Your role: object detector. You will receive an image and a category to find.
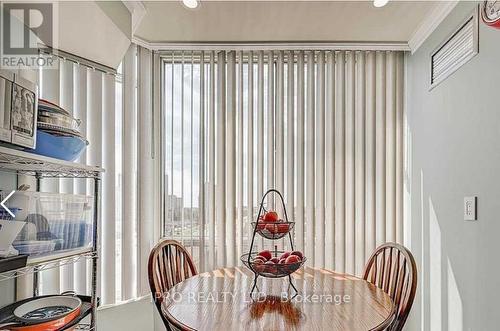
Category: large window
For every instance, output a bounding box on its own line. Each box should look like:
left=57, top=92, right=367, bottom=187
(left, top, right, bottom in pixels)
left=162, top=50, right=405, bottom=276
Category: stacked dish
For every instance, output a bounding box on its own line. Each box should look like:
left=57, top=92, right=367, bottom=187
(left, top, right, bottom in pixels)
left=27, top=99, right=88, bottom=161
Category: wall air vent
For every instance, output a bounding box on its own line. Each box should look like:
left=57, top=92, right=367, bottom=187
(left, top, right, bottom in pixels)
left=430, top=6, right=479, bottom=90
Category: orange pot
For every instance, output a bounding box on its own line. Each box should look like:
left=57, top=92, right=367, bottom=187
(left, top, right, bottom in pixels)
left=9, top=307, right=80, bottom=331
left=1, top=296, right=82, bottom=331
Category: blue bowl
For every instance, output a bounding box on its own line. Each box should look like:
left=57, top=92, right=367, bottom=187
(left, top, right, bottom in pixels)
left=26, top=130, right=87, bottom=161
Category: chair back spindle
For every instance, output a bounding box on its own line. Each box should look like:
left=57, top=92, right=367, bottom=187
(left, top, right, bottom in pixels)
left=148, top=239, right=198, bottom=330
left=363, top=243, right=417, bottom=331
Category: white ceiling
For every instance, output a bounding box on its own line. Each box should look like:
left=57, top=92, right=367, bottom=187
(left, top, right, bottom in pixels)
left=134, top=0, right=441, bottom=44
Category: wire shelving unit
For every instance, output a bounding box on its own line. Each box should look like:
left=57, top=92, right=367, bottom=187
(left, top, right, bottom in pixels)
left=0, top=146, right=104, bottom=330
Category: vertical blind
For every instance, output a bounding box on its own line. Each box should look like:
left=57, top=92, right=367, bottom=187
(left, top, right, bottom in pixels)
left=16, top=44, right=157, bottom=306
left=163, top=50, right=405, bottom=276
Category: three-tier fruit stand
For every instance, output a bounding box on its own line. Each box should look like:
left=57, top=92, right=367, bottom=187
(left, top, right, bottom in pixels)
left=240, top=189, right=306, bottom=297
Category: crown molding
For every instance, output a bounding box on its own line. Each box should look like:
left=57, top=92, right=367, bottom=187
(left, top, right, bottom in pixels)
left=123, top=1, right=146, bottom=35
left=408, top=0, right=459, bottom=54
left=131, top=36, right=411, bottom=52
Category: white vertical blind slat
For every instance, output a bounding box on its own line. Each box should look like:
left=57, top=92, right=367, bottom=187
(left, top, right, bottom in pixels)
left=101, top=73, right=116, bottom=304
left=138, top=47, right=155, bottom=296
left=276, top=51, right=285, bottom=250
left=345, top=51, right=356, bottom=275
left=315, top=51, right=325, bottom=267
left=122, top=45, right=138, bottom=300
left=181, top=52, right=185, bottom=246
left=295, top=51, right=305, bottom=251
left=305, top=51, right=315, bottom=264
left=396, top=52, right=405, bottom=244
left=237, top=51, right=244, bottom=263
left=73, top=65, right=88, bottom=296
left=324, top=51, right=335, bottom=270
left=286, top=51, right=294, bottom=251
left=334, top=51, right=346, bottom=273
left=354, top=52, right=366, bottom=276
left=386, top=51, right=397, bottom=243
left=87, top=69, right=103, bottom=296
left=226, top=51, right=237, bottom=266
left=256, top=51, right=265, bottom=250
left=375, top=51, right=387, bottom=247
left=190, top=53, right=194, bottom=258
left=216, top=51, right=227, bottom=267
left=247, top=51, right=254, bottom=252
left=267, top=51, right=275, bottom=210
left=199, top=52, right=206, bottom=271
left=208, top=52, right=216, bottom=268
left=365, top=51, right=376, bottom=259
left=169, top=53, right=175, bottom=240
left=59, top=59, right=75, bottom=292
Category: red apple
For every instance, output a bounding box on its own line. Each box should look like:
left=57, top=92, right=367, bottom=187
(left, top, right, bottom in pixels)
left=270, top=257, right=279, bottom=264
left=252, top=259, right=265, bottom=273
left=285, top=255, right=300, bottom=264
left=264, top=260, right=277, bottom=274
left=263, top=211, right=279, bottom=222
left=253, top=256, right=266, bottom=263
left=290, top=251, right=303, bottom=260
left=256, top=220, right=265, bottom=231
left=258, top=250, right=272, bottom=261
left=276, top=223, right=290, bottom=233
left=278, top=258, right=287, bottom=264
left=265, top=223, right=278, bottom=234
left=279, top=252, right=291, bottom=260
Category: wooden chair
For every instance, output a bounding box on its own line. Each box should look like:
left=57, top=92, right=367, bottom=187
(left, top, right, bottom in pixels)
left=148, top=239, right=198, bottom=330
left=363, top=243, right=417, bottom=331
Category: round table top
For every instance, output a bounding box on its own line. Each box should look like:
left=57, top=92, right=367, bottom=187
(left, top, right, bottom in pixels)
left=161, top=267, right=395, bottom=331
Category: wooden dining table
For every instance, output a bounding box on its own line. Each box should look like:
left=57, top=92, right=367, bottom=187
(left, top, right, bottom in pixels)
left=161, top=266, right=395, bottom=331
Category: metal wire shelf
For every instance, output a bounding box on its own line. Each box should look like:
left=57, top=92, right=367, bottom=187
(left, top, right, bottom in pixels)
left=0, top=146, right=102, bottom=329
left=0, top=250, right=97, bottom=282
left=0, top=146, right=104, bottom=178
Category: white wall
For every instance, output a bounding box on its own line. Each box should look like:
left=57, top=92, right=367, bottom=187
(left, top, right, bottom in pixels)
left=406, top=2, right=500, bottom=330
left=97, top=297, right=161, bottom=331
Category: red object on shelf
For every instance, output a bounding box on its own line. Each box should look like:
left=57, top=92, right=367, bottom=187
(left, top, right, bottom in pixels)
left=481, top=1, right=500, bottom=29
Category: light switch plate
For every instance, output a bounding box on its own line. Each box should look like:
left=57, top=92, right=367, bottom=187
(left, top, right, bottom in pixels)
left=464, top=196, right=477, bottom=221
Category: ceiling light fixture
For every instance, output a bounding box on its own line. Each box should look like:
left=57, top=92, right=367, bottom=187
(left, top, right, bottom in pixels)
left=373, top=0, right=389, bottom=8
left=182, top=0, right=199, bottom=9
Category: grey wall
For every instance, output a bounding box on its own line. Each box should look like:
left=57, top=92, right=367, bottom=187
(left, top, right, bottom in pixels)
left=406, top=1, right=500, bottom=330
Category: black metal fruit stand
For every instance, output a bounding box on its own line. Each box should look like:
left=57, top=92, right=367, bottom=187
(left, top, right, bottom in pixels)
left=241, top=189, right=306, bottom=298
